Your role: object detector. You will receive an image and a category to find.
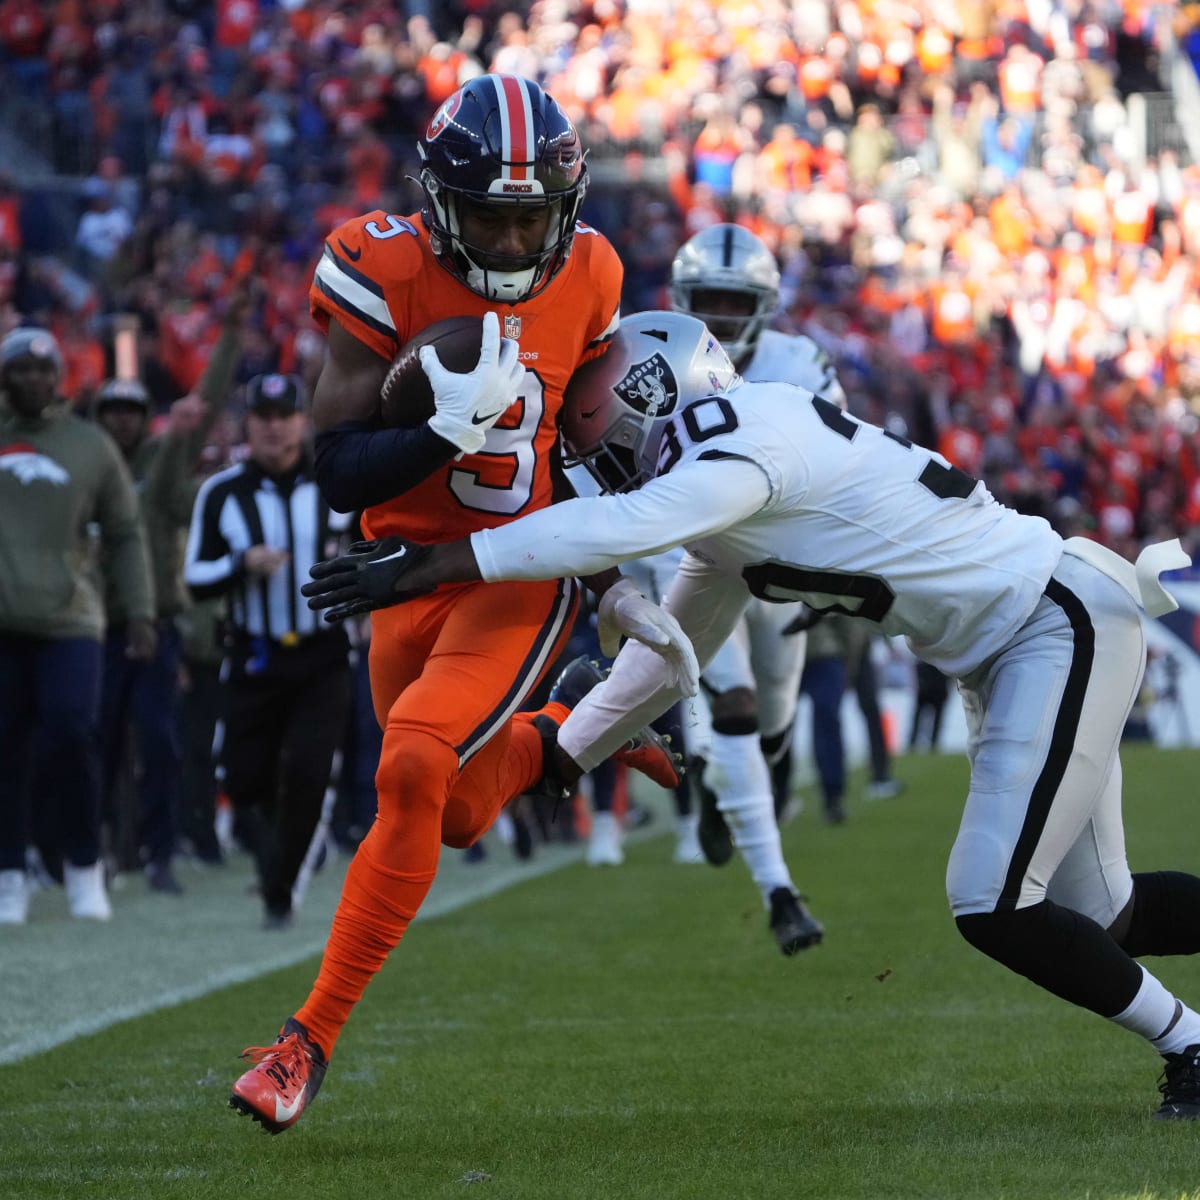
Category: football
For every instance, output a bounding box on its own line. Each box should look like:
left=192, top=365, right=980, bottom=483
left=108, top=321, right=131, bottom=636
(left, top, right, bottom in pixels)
left=378, top=316, right=485, bottom=428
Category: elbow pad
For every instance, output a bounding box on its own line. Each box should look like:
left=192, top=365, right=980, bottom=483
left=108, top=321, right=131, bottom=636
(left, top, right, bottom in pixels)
left=314, top=420, right=458, bottom=512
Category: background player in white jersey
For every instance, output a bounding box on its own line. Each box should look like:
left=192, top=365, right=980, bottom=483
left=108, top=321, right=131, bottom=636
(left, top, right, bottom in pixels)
left=664, top=223, right=844, bottom=946
left=306, top=312, right=1200, bottom=1121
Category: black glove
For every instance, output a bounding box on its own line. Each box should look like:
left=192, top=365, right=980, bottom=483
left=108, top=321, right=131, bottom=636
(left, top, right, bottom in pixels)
left=302, top=536, right=434, bottom=622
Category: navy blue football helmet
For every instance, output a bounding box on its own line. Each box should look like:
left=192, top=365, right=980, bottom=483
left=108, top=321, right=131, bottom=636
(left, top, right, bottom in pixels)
left=417, top=74, right=588, bottom=304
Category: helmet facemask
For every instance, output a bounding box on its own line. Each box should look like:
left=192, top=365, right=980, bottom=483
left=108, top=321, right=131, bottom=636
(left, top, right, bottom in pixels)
left=669, top=224, right=781, bottom=366
left=420, top=173, right=582, bottom=304
left=671, top=284, right=775, bottom=366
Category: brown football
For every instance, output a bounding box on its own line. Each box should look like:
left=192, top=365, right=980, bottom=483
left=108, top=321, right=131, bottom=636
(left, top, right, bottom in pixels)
left=378, top=315, right=485, bottom=427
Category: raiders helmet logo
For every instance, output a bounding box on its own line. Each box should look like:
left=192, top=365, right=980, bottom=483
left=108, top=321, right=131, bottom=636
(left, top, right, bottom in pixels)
left=614, top=354, right=678, bottom=416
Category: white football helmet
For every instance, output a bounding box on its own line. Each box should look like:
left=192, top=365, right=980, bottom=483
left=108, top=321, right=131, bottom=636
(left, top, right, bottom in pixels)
left=562, top=311, right=739, bottom=494
left=669, top=224, right=780, bottom=366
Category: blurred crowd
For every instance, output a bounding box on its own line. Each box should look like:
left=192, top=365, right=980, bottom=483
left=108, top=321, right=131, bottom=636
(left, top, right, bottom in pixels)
left=0, top=0, right=1197, bottom=567
left=2, top=0, right=1198, bottom=913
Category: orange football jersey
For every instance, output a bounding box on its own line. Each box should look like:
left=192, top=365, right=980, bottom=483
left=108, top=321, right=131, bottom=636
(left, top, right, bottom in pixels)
left=310, top=211, right=622, bottom=543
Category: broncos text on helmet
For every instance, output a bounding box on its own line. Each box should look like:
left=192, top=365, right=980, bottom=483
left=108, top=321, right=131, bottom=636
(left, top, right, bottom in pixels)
left=417, top=74, right=589, bottom=304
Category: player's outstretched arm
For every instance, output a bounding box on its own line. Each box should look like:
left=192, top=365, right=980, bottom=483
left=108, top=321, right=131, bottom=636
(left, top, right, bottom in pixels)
left=302, top=536, right=480, bottom=622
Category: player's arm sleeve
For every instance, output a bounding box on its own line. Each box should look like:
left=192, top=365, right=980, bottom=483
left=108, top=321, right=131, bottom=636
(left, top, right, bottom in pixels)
left=314, top=421, right=459, bottom=514
left=470, top=458, right=771, bottom=582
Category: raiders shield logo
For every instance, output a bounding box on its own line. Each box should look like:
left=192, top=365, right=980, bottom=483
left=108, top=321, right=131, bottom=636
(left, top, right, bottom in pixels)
left=614, top=354, right=678, bottom=416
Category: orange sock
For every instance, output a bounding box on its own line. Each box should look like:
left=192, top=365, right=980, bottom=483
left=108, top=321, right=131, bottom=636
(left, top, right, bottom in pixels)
left=295, top=730, right=457, bottom=1058
left=295, top=835, right=436, bottom=1059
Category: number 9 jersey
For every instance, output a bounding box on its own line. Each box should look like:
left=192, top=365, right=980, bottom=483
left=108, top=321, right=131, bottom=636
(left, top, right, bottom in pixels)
left=308, top=209, right=622, bottom=544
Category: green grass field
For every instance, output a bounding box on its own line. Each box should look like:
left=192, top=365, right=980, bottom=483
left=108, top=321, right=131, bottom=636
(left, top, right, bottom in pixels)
left=4, top=746, right=1200, bottom=1200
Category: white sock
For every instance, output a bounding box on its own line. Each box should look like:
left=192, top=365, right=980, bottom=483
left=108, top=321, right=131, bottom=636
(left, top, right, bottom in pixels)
left=1112, top=965, right=1200, bottom=1055
left=706, top=732, right=794, bottom=903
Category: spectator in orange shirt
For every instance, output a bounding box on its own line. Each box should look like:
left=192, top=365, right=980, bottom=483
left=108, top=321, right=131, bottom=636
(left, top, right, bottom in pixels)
left=756, top=122, right=815, bottom=194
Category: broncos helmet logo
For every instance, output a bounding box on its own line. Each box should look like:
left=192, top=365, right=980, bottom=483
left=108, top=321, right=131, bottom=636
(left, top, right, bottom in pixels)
left=0, top=446, right=69, bottom=486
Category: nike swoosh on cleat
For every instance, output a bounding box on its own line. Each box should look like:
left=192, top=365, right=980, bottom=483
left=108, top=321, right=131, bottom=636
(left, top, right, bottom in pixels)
left=338, top=240, right=362, bottom=262
left=275, top=1085, right=306, bottom=1123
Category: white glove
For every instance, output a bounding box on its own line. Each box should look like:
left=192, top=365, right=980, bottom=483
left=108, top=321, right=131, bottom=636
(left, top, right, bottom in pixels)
left=597, top=576, right=700, bottom=698
left=422, top=311, right=525, bottom=455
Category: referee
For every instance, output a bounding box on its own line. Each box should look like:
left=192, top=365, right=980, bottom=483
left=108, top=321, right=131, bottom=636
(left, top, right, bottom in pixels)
left=184, top=374, right=355, bottom=929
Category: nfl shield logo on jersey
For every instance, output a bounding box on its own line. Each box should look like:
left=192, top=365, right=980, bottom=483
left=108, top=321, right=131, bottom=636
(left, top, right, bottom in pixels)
left=615, top=354, right=678, bottom=416
left=504, top=313, right=521, bottom=340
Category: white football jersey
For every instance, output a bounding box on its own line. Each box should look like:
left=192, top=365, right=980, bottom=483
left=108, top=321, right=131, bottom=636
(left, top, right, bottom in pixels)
left=611, top=330, right=847, bottom=586
left=744, top=329, right=846, bottom=408
left=476, top=378, right=1063, bottom=676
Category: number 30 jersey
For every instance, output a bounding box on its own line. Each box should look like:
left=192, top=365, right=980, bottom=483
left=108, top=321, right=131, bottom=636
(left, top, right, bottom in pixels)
left=473, top=379, right=1065, bottom=677
left=309, top=210, right=622, bottom=543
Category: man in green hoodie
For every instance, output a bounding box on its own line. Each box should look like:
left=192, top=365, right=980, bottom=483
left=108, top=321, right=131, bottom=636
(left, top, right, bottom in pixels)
left=0, top=327, right=154, bottom=924
left=92, top=278, right=251, bottom=894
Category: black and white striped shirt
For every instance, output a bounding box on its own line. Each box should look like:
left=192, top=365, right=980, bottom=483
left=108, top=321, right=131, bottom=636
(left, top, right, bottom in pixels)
left=184, top=456, right=355, bottom=642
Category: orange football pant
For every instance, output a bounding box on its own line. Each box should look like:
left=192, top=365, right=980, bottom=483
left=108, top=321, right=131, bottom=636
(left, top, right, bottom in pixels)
left=295, top=577, right=577, bottom=1058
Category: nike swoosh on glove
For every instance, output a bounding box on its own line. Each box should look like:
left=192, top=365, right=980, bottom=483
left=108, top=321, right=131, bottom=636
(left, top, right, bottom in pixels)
left=423, top=310, right=526, bottom=456
left=301, top=536, right=434, bottom=622
left=597, top=577, right=700, bottom=697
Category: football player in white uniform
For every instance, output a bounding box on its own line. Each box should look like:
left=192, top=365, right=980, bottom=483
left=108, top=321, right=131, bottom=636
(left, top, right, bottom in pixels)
left=306, top=311, right=1200, bottom=1121
left=568, top=224, right=838, bottom=958
left=665, top=224, right=844, bottom=940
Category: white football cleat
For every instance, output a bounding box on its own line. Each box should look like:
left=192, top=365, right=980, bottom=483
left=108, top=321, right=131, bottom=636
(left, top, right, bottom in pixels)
left=0, top=868, right=29, bottom=925
left=673, top=814, right=703, bottom=864
left=64, top=861, right=112, bottom=921
left=586, top=811, right=624, bottom=866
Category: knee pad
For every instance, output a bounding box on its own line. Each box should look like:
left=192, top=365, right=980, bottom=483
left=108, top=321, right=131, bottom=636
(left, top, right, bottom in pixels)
left=710, top=686, right=758, bottom=737
left=375, top=727, right=458, bottom=830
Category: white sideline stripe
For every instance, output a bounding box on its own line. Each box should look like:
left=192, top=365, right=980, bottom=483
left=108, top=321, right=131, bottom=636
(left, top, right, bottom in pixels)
left=0, top=843, right=594, bottom=1066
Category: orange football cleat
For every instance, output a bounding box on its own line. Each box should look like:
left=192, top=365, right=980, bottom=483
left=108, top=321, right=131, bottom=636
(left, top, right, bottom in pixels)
left=229, top=1018, right=328, bottom=1134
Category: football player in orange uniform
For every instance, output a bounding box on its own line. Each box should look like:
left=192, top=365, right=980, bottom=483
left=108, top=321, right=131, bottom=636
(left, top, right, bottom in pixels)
left=229, top=74, right=697, bottom=1134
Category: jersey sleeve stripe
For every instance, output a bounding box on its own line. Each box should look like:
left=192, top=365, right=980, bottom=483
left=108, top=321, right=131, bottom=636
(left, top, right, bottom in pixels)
left=313, top=250, right=396, bottom=339
left=588, top=307, right=620, bottom=348
left=320, top=243, right=386, bottom=296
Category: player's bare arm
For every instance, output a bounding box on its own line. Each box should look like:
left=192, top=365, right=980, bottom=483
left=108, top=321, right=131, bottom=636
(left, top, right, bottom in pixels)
left=312, top=317, right=391, bottom=431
